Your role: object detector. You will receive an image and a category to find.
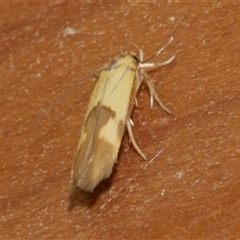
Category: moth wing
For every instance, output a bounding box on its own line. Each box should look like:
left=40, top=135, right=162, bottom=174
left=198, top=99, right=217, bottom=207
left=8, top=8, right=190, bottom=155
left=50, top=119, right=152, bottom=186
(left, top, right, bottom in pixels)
left=69, top=54, right=137, bottom=194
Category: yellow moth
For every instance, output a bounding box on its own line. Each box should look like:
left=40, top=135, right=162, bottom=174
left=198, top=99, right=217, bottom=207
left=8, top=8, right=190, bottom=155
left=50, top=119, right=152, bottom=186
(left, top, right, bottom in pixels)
left=69, top=32, right=175, bottom=196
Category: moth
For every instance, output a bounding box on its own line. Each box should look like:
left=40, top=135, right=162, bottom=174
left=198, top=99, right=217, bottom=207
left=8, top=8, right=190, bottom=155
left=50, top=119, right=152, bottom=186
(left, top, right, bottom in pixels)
left=69, top=32, right=175, bottom=196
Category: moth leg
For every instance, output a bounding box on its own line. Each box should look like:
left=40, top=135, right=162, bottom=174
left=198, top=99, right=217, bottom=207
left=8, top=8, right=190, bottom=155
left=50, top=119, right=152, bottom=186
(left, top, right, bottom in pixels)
left=139, top=55, right=175, bottom=69
left=135, top=64, right=144, bottom=91
left=92, top=71, right=99, bottom=78
left=126, top=118, right=146, bottom=160
left=135, top=97, right=138, bottom=107
left=129, top=41, right=144, bottom=62
left=144, top=71, right=173, bottom=115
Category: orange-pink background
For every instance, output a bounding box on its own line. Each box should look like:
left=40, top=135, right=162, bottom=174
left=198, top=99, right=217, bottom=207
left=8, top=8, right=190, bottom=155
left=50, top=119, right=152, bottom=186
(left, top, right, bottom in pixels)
left=1, top=2, right=240, bottom=239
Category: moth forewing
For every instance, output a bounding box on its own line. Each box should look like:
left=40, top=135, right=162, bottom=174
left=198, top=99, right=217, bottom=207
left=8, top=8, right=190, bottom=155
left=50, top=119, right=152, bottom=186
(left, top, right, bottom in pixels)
left=69, top=54, right=138, bottom=195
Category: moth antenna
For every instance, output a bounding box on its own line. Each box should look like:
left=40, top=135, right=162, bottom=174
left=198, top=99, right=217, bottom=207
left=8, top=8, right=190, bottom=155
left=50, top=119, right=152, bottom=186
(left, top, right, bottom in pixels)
left=142, top=29, right=175, bottom=63
left=143, top=12, right=188, bottom=63
left=33, top=66, right=103, bottom=120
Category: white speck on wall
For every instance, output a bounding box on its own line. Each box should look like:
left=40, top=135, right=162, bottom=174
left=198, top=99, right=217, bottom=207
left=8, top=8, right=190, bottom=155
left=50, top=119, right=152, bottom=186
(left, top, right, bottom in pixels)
left=161, top=188, right=165, bottom=196
left=63, top=27, right=78, bottom=37
left=169, top=16, right=175, bottom=22
left=175, top=171, right=184, bottom=179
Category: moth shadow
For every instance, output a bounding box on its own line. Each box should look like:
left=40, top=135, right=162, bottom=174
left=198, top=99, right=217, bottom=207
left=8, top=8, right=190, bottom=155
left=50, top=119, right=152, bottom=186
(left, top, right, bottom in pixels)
left=67, top=172, right=115, bottom=210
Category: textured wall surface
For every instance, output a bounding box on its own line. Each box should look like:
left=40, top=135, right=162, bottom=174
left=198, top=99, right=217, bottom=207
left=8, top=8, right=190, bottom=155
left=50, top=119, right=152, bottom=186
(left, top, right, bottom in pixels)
left=1, top=2, right=240, bottom=239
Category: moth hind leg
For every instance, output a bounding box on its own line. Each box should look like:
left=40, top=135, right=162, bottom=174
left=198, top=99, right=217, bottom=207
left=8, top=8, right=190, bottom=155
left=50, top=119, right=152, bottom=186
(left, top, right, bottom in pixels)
left=143, top=71, right=173, bottom=115
left=126, top=118, right=146, bottom=160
